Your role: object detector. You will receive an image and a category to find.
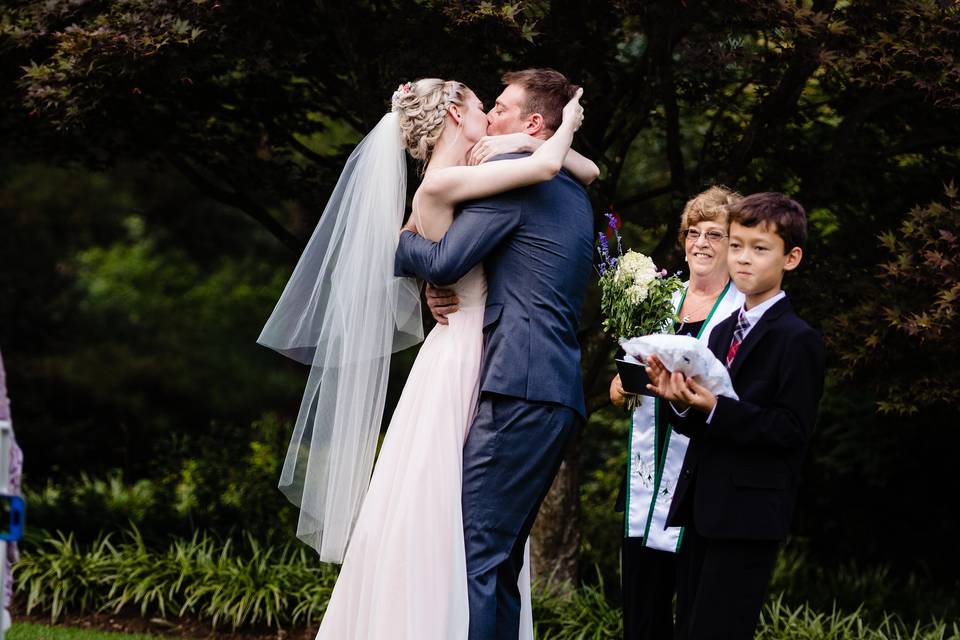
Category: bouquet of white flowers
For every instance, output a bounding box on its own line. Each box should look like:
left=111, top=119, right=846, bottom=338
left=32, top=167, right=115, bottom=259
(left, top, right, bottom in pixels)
left=597, top=213, right=684, bottom=342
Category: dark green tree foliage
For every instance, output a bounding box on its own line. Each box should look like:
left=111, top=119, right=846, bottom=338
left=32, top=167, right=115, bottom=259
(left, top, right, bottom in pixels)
left=0, top=161, right=300, bottom=476
left=834, top=185, right=960, bottom=416
left=1, top=0, right=959, bottom=593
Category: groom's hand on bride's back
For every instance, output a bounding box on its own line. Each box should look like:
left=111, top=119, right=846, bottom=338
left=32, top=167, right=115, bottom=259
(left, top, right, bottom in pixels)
left=426, top=284, right=459, bottom=325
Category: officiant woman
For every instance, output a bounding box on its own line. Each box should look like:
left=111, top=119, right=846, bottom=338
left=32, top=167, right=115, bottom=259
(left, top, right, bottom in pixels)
left=610, top=186, right=744, bottom=640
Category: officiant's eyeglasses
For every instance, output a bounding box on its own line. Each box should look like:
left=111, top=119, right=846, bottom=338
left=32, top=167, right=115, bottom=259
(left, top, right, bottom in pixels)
left=684, top=229, right=728, bottom=243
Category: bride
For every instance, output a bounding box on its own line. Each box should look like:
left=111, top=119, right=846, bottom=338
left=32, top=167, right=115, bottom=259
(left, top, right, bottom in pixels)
left=259, top=77, right=597, bottom=639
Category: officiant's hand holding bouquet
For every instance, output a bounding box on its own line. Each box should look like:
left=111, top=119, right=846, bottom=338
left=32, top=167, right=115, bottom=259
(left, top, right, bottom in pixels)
left=597, top=212, right=683, bottom=409
left=597, top=213, right=684, bottom=343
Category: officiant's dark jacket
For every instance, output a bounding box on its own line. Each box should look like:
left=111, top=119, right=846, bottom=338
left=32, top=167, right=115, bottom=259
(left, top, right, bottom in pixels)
left=395, top=153, right=593, bottom=418
left=666, top=296, right=826, bottom=540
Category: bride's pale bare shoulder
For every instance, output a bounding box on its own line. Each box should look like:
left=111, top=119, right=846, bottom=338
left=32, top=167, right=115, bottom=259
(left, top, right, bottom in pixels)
left=412, top=185, right=454, bottom=242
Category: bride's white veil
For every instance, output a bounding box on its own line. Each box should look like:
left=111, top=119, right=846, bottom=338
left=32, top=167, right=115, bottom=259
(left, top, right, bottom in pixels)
left=258, top=110, right=423, bottom=563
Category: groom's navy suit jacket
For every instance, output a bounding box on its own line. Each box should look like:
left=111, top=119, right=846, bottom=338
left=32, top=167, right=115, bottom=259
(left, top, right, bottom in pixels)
left=394, top=153, right=593, bottom=417
left=666, top=296, right=826, bottom=541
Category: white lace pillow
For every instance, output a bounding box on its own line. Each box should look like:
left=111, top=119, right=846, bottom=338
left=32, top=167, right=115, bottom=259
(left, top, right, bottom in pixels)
left=620, top=334, right=739, bottom=400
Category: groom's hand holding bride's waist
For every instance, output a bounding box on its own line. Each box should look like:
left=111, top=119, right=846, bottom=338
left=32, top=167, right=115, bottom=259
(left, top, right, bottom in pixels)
left=426, top=284, right=459, bottom=325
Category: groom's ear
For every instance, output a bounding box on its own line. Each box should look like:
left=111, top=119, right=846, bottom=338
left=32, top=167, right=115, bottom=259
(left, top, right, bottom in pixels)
left=524, top=112, right=546, bottom=137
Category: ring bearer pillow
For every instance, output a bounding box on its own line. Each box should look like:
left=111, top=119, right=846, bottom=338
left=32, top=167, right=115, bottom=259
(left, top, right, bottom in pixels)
left=620, top=334, right=738, bottom=401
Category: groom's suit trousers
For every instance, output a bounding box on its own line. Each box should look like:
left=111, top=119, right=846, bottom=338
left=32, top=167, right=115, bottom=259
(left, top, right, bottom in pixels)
left=462, top=393, right=580, bottom=640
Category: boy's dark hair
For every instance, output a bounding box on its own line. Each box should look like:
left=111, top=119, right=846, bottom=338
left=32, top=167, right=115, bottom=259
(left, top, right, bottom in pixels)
left=501, top=68, right=578, bottom=132
left=727, top=192, right=807, bottom=252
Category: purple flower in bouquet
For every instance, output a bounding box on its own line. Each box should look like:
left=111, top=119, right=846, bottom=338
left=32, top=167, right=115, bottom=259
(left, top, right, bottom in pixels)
left=597, top=231, right=612, bottom=275
left=596, top=208, right=625, bottom=275
left=605, top=209, right=623, bottom=255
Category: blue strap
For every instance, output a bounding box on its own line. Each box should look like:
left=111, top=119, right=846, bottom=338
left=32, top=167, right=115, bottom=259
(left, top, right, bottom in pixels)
left=0, top=494, right=25, bottom=542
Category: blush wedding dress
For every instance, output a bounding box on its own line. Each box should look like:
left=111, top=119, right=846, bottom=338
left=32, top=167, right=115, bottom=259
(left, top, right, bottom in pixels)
left=315, top=264, right=534, bottom=640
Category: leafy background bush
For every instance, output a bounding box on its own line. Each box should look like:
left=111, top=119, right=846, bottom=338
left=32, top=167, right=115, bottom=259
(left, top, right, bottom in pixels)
left=16, top=528, right=337, bottom=629
left=14, top=528, right=960, bottom=639
left=24, top=414, right=298, bottom=544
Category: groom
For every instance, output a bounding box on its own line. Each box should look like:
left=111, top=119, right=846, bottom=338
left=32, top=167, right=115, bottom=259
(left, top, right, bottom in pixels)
left=395, top=68, right=593, bottom=640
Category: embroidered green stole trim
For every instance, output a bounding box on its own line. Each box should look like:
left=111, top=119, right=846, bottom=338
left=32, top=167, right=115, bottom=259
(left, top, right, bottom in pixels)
left=625, top=281, right=733, bottom=551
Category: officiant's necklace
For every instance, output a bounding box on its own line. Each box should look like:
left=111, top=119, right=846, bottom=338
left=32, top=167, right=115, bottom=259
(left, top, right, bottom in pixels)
left=680, top=298, right=713, bottom=323
left=676, top=280, right=731, bottom=335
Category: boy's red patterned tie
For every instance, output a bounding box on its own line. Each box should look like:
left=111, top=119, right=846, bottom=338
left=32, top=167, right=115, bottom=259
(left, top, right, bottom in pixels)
left=725, top=313, right=751, bottom=368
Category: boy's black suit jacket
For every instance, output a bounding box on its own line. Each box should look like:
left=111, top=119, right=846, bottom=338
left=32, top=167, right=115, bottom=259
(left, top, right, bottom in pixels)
left=665, top=295, right=826, bottom=541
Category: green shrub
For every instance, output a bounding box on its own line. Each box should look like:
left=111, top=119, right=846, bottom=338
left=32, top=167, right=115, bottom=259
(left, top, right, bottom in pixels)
left=16, top=532, right=111, bottom=623
left=532, top=572, right=622, bottom=639
left=14, top=528, right=960, bottom=639
left=24, top=473, right=167, bottom=542
left=578, top=406, right=629, bottom=590
left=771, top=540, right=960, bottom=624
left=15, top=527, right=338, bottom=629
left=23, top=414, right=298, bottom=543
left=757, top=597, right=960, bottom=640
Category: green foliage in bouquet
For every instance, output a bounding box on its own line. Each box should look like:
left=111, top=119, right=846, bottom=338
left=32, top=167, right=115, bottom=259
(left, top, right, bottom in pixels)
left=596, top=213, right=684, bottom=341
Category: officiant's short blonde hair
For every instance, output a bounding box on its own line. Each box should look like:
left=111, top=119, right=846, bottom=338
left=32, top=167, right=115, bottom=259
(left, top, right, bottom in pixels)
left=678, top=185, right=742, bottom=244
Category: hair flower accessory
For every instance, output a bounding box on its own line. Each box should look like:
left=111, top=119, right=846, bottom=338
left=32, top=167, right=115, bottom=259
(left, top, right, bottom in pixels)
left=391, top=82, right=413, bottom=111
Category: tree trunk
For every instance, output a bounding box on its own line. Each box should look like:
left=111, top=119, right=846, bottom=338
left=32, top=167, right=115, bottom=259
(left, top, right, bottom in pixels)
left=531, top=427, right=581, bottom=589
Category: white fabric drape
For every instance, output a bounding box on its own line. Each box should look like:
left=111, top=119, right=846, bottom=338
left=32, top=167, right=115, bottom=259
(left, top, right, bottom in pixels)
left=258, top=111, right=423, bottom=562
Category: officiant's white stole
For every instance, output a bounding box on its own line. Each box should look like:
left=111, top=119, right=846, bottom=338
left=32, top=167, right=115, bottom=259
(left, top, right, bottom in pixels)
left=625, top=281, right=743, bottom=551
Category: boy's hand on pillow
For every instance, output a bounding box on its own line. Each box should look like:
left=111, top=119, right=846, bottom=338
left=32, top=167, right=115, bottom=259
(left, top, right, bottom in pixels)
left=645, top=355, right=690, bottom=410
left=676, top=376, right=717, bottom=415
left=647, top=355, right=717, bottom=414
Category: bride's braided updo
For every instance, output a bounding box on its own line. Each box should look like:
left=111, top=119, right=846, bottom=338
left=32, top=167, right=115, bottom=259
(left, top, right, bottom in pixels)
left=392, top=79, right=468, bottom=162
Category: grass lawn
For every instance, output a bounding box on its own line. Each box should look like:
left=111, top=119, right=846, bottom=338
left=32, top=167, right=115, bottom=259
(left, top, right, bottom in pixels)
left=7, top=623, right=168, bottom=639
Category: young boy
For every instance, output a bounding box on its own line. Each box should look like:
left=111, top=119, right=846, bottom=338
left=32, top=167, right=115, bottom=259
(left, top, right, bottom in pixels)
left=645, top=192, right=826, bottom=640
